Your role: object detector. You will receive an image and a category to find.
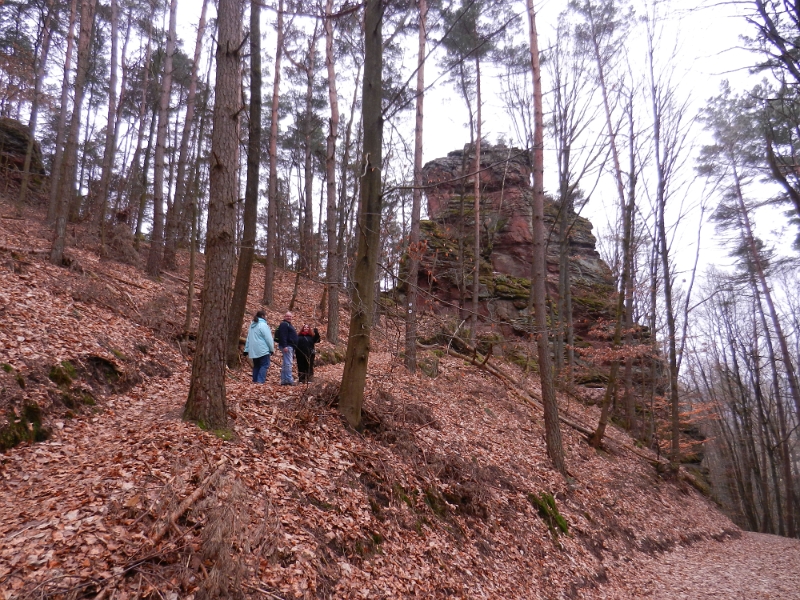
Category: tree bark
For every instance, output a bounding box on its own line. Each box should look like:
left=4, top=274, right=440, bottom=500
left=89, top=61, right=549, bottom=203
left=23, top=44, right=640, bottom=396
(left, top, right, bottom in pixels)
left=125, top=11, right=154, bottom=229
left=263, top=0, right=284, bottom=306
left=324, top=0, right=341, bottom=345
left=301, top=34, right=318, bottom=276
left=97, top=0, right=120, bottom=251
left=184, top=0, right=243, bottom=430
left=404, top=0, right=427, bottom=371
left=226, top=0, right=262, bottom=368
left=147, top=0, right=179, bottom=276
left=18, top=0, right=56, bottom=210
left=163, top=0, right=209, bottom=270
left=526, top=0, right=566, bottom=475
left=51, top=0, right=97, bottom=266
left=47, top=0, right=78, bottom=222
left=339, top=0, right=382, bottom=430
left=470, top=57, right=482, bottom=347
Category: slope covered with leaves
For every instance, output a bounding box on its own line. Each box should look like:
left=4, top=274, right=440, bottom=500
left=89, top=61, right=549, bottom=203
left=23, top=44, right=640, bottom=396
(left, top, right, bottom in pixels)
left=0, top=199, right=737, bottom=599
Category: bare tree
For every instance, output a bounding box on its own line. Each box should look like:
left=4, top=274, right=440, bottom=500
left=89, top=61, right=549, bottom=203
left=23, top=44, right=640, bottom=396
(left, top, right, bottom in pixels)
left=163, top=0, right=210, bottom=269
left=18, top=0, right=57, bottom=211
left=147, top=0, right=179, bottom=276
left=47, top=0, right=78, bottom=222
left=263, top=0, right=285, bottom=306
left=404, top=0, right=428, bottom=371
left=339, top=0, right=383, bottom=430
left=526, top=0, right=566, bottom=475
left=324, top=0, right=342, bottom=344
left=51, top=0, right=97, bottom=266
left=226, top=0, right=263, bottom=368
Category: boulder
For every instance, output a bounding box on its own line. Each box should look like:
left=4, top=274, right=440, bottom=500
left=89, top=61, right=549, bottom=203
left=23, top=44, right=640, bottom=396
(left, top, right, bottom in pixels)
left=0, top=117, right=45, bottom=177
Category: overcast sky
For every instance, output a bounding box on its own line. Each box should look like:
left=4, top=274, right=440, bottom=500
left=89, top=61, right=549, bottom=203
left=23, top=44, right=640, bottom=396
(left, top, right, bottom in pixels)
left=170, top=0, right=792, bottom=281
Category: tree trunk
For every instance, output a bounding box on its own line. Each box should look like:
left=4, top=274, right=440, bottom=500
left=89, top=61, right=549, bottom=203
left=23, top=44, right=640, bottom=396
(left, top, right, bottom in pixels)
left=96, top=0, right=119, bottom=252
left=134, top=104, right=158, bottom=247
left=124, top=13, right=154, bottom=229
left=324, top=0, right=341, bottom=345
left=526, top=0, right=566, bottom=475
left=184, top=0, right=243, bottom=430
left=51, top=0, right=97, bottom=266
left=263, top=0, right=284, bottom=306
left=301, top=35, right=317, bottom=276
left=404, top=0, right=427, bottom=371
left=18, top=0, right=56, bottom=210
left=164, top=0, right=209, bottom=270
left=47, top=0, right=78, bottom=222
left=147, top=0, right=179, bottom=276
left=339, top=0, right=382, bottom=430
left=470, top=57, right=482, bottom=346
left=731, top=162, right=800, bottom=423
left=226, top=0, right=262, bottom=368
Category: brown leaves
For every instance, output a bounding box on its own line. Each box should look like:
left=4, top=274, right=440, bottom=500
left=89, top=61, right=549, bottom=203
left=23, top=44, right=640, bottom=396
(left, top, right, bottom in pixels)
left=0, top=199, right=745, bottom=599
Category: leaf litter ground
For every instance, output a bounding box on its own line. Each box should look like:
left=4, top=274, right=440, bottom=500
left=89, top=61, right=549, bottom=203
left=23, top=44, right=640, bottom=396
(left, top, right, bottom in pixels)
left=1, top=199, right=797, bottom=599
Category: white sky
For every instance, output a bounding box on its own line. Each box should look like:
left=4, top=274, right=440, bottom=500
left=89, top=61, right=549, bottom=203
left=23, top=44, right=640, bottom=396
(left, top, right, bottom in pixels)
left=171, top=0, right=793, bottom=282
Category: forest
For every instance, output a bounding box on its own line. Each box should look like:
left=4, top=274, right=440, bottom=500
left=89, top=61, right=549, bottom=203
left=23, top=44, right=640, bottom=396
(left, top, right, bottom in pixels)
left=1, top=0, right=800, bottom=596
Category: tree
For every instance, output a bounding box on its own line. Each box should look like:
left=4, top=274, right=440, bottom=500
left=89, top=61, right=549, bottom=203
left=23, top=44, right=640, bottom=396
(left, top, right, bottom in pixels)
left=262, top=0, right=284, bottom=306
left=51, top=0, right=98, bottom=266
left=18, top=0, right=57, bottom=211
left=339, top=0, right=383, bottom=430
left=699, top=83, right=800, bottom=428
left=324, top=0, right=342, bottom=345
left=163, top=0, right=210, bottom=269
left=644, top=2, right=693, bottom=460
left=403, top=0, right=428, bottom=371
left=525, top=0, right=566, bottom=475
left=96, top=0, right=120, bottom=250
left=47, top=0, right=79, bottom=222
left=184, top=0, right=243, bottom=430
left=226, top=0, right=262, bottom=368
left=146, top=0, right=179, bottom=277
left=569, top=0, right=637, bottom=450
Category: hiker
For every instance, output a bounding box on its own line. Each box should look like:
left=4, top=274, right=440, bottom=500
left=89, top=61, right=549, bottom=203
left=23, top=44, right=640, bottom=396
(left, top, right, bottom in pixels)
left=296, top=324, right=321, bottom=384
left=276, top=311, right=298, bottom=386
left=243, top=310, right=274, bottom=383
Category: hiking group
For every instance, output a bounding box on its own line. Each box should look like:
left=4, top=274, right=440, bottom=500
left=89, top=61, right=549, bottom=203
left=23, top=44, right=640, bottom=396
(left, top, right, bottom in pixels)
left=243, top=311, right=319, bottom=385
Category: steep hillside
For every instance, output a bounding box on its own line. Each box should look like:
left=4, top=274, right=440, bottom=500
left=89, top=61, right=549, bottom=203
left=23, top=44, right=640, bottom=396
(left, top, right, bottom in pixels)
left=0, top=197, right=737, bottom=599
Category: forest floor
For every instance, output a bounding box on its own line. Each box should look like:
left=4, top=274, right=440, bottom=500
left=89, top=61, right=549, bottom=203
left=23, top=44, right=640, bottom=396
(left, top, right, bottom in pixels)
left=0, top=197, right=795, bottom=598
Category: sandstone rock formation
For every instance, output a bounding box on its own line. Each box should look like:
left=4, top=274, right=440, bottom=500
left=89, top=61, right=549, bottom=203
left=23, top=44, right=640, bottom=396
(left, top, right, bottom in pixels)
left=410, top=144, right=614, bottom=342
left=0, top=118, right=45, bottom=179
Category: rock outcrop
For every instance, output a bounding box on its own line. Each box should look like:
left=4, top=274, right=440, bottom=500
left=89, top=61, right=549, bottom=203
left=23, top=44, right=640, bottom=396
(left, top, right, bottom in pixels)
left=0, top=117, right=45, bottom=179
left=409, top=144, right=614, bottom=341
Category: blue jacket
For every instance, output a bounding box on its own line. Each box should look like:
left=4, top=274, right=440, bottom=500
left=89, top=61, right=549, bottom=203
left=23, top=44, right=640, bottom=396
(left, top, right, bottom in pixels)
left=277, top=320, right=298, bottom=350
left=244, top=318, right=274, bottom=359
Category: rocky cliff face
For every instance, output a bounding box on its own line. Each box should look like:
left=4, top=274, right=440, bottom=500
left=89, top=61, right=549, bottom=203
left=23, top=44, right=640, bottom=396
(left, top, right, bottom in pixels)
left=410, top=144, right=614, bottom=342
left=0, top=118, right=45, bottom=179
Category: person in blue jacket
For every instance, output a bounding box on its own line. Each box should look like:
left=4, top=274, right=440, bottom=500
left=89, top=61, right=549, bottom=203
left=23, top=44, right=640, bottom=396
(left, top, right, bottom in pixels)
left=276, top=311, right=298, bottom=385
left=243, top=310, right=274, bottom=383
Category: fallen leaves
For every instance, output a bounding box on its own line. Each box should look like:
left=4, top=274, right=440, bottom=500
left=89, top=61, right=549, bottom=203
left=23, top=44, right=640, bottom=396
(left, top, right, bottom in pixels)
left=0, top=198, right=773, bottom=599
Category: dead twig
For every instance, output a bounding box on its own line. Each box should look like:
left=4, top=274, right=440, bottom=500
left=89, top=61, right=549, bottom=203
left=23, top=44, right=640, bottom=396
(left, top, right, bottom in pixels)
left=150, top=457, right=228, bottom=544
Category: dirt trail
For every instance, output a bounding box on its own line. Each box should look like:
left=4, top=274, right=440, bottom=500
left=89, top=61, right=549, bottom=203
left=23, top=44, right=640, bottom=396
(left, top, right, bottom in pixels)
left=611, top=531, right=800, bottom=599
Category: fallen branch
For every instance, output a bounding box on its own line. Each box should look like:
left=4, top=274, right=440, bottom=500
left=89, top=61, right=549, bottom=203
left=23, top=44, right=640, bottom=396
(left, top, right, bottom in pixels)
left=445, top=346, right=690, bottom=476
left=0, top=245, right=49, bottom=256
left=100, top=271, right=149, bottom=290
left=150, top=458, right=227, bottom=545
left=445, top=347, right=595, bottom=437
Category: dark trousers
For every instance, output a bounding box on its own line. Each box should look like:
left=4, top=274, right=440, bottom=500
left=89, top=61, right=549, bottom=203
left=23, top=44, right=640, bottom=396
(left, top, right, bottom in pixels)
left=297, top=351, right=314, bottom=383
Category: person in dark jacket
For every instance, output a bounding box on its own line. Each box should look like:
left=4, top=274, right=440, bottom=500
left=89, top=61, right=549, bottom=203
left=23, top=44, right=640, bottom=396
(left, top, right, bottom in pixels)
left=276, top=311, right=298, bottom=385
left=243, top=311, right=274, bottom=383
left=296, top=324, right=321, bottom=383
